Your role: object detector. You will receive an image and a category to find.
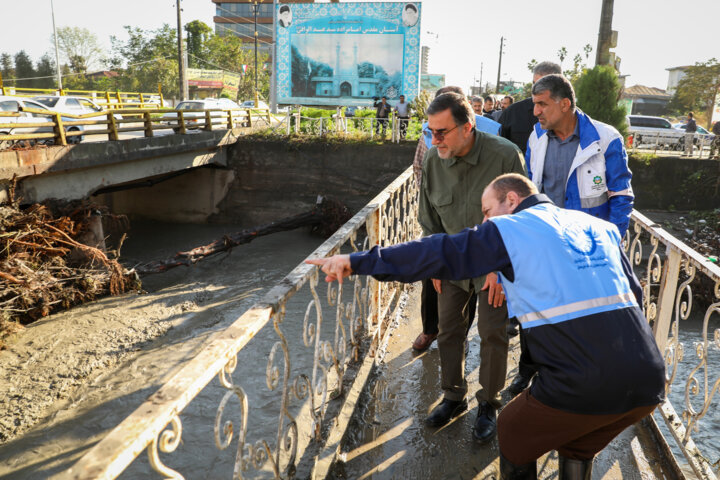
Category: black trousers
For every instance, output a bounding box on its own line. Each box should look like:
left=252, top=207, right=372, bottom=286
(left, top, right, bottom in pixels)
left=421, top=278, right=476, bottom=337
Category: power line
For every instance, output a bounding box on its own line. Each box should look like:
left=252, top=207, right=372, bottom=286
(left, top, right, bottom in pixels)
left=214, top=22, right=272, bottom=45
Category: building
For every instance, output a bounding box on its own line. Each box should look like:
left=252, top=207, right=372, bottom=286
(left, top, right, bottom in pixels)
left=620, top=85, right=672, bottom=116
left=666, top=65, right=691, bottom=95
left=212, top=0, right=315, bottom=56
left=310, top=43, right=379, bottom=98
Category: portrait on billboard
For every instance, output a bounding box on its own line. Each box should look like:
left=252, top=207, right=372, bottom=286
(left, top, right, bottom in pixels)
left=278, top=5, right=292, bottom=28
left=402, top=4, right=418, bottom=27
left=276, top=2, right=422, bottom=107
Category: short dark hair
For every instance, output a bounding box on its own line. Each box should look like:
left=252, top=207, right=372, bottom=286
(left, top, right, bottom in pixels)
left=405, top=3, right=417, bottom=12
left=427, top=93, right=474, bottom=126
left=279, top=5, right=290, bottom=13
left=489, top=174, right=538, bottom=202
left=532, top=74, right=576, bottom=110
left=381, top=96, right=387, bottom=100
left=435, top=85, right=464, bottom=98
left=688, top=112, right=694, bottom=118
left=484, top=96, right=494, bottom=103
left=503, top=95, right=514, bottom=104
left=532, top=61, right=562, bottom=77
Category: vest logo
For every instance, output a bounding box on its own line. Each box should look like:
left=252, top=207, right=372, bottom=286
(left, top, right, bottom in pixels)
left=562, top=223, right=598, bottom=256
left=593, top=176, right=602, bottom=185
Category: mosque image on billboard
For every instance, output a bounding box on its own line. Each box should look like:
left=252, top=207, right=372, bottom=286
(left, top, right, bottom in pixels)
left=291, top=34, right=403, bottom=100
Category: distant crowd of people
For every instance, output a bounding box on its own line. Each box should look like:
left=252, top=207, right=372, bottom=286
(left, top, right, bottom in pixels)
left=310, top=61, right=667, bottom=480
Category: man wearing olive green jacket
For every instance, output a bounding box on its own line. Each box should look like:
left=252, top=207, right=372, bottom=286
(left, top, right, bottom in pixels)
left=419, top=92, right=526, bottom=444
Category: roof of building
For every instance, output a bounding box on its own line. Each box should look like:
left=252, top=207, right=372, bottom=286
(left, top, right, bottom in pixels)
left=666, top=65, right=692, bottom=71
left=622, top=85, right=671, bottom=99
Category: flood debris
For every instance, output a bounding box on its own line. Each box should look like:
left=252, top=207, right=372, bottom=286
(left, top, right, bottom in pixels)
left=0, top=198, right=138, bottom=344
left=136, top=196, right=350, bottom=275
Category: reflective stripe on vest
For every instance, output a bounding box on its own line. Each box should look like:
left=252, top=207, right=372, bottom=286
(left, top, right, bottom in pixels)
left=518, top=292, right=637, bottom=328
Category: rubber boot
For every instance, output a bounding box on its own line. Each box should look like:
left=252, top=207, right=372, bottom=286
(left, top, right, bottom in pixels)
left=558, top=455, right=593, bottom=480
left=500, top=452, right=537, bottom=479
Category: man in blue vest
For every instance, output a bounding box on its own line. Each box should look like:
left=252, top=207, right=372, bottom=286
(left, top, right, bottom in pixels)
left=307, top=173, right=664, bottom=480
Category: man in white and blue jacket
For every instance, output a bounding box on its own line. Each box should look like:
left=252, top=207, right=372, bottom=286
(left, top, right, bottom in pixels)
left=525, top=74, right=633, bottom=238
left=307, top=174, right=664, bottom=480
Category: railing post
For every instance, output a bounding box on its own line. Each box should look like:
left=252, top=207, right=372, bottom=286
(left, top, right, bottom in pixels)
left=204, top=110, right=213, bottom=131
left=286, top=109, right=292, bottom=136
left=139, top=93, right=145, bottom=107
left=107, top=112, right=119, bottom=141
left=366, top=207, right=382, bottom=331
left=105, top=91, right=111, bottom=108
left=143, top=112, right=153, bottom=137
left=653, top=246, right=682, bottom=354
left=177, top=111, right=186, bottom=135
left=53, top=112, right=67, bottom=146
left=294, top=109, right=300, bottom=134
left=227, top=110, right=234, bottom=129
left=247, top=109, right=253, bottom=128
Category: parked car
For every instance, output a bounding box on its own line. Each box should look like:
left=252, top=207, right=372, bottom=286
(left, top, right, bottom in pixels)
left=0, top=95, right=84, bottom=148
left=240, top=100, right=269, bottom=109
left=160, top=99, right=224, bottom=132
left=672, top=123, right=716, bottom=145
left=626, top=115, right=684, bottom=149
left=32, top=95, right=122, bottom=120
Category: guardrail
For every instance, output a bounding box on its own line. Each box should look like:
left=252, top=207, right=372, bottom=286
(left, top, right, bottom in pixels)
left=63, top=167, right=420, bottom=479
left=0, top=86, right=164, bottom=110
left=625, top=211, right=720, bottom=478
left=628, top=131, right=716, bottom=159
left=272, top=108, right=421, bottom=143
left=0, top=106, right=273, bottom=148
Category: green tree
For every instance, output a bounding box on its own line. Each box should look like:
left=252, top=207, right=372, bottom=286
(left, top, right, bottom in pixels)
left=35, top=54, right=56, bottom=89
left=672, top=58, right=720, bottom=128
left=53, top=26, right=105, bottom=73
left=204, top=33, right=269, bottom=101
left=1, top=53, right=15, bottom=86
left=185, top=20, right=212, bottom=68
left=575, top=65, right=627, bottom=136
left=14, top=51, right=35, bottom=88
left=110, top=24, right=178, bottom=97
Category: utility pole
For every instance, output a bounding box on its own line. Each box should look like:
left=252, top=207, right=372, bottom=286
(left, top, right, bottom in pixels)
left=50, top=0, right=62, bottom=91
left=495, top=36, right=505, bottom=93
left=270, top=0, right=277, bottom=113
left=595, top=0, right=614, bottom=66
left=479, top=62, right=483, bottom=92
left=176, top=0, right=188, bottom=100
left=253, top=0, right=260, bottom=107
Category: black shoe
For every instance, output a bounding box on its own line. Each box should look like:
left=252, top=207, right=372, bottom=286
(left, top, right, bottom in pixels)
left=506, top=322, right=519, bottom=338
left=500, top=452, right=537, bottom=479
left=507, top=372, right=533, bottom=396
left=558, top=455, right=593, bottom=480
left=472, top=401, right=497, bottom=444
left=425, top=398, right=467, bottom=427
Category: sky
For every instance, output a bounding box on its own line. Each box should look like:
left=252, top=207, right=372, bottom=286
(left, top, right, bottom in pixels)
left=1, top=0, right=719, bottom=93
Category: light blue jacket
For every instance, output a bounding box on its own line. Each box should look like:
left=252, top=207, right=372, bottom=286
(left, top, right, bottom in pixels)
left=525, top=110, right=633, bottom=236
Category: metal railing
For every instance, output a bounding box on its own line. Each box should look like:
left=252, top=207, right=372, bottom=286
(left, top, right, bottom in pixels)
left=0, top=106, right=273, bottom=148
left=0, top=85, right=165, bottom=110
left=625, top=211, right=720, bottom=478
left=628, top=131, right=717, bottom=159
left=277, top=108, right=420, bottom=143
left=63, top=167, right=420, bottom=479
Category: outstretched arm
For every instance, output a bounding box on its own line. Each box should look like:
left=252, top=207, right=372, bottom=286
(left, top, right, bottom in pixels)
left=306, top=255, right=352, bottom=284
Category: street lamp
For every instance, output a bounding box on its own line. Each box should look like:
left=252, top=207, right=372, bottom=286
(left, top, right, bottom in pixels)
left=50, top=0, right=62, bottom=91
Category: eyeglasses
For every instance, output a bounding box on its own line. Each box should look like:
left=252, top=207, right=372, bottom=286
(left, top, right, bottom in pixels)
left=423, top=124, right=459, bottom=141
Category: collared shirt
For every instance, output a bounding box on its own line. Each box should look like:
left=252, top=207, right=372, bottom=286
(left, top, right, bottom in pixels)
left=542, top=119, right=580, bottom=208
left=419, top=130, right=526, bottom=292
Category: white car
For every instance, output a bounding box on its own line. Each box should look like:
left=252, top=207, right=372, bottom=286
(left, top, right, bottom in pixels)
left=0, top=95, right=83, bottom=148
left=32, top=95, right=122, bottom=120
left=672, top=123, right=716, bottom=145
left=626, top=115, right=684, bottom=149
left=160, top=99, right=224, bottom=132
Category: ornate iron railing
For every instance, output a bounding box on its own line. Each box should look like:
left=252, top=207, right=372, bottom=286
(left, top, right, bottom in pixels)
left=625, top=210, right=720, bottom=478
left=63, top=167, right=420, bottom=480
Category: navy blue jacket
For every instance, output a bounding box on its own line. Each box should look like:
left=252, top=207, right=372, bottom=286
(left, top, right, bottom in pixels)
left=350, top=195, right=665, bottom=414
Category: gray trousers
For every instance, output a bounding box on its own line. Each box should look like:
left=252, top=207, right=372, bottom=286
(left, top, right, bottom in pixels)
left=438, top=280, right=509, bottom=408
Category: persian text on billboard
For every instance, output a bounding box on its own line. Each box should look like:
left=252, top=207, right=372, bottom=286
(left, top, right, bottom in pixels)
left=276, top=2, right=422, bottom=107
left=420, top=74, right=445, bottom=91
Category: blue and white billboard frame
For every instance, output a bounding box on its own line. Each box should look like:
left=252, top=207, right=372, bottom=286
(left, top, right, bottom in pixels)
left=276, top=2, right=421, bottom=107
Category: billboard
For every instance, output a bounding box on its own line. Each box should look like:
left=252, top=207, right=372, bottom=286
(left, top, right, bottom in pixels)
left=276, top=2, right=422, bottom=106
left=187, top=68, right=242, bottom=98
left=420, top=74, right=445, bottom=91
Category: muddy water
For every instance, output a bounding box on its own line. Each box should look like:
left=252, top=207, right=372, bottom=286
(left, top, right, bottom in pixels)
left=0, top=222, right=329, bottom=479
